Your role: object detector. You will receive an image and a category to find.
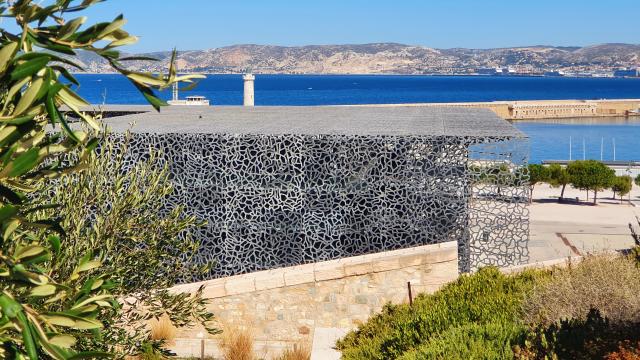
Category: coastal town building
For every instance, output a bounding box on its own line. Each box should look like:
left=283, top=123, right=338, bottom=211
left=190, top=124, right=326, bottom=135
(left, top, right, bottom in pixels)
left=509, top=102, right=597, bottom=119
left=476, top=67, right=517, bottom=76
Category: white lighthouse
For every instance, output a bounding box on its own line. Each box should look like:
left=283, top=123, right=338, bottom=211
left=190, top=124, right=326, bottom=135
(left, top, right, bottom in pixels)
left=243, top=73, right=255, bottom=107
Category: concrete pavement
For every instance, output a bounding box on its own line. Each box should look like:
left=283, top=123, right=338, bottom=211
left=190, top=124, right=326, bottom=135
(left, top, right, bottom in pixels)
left=528, top=184, right=639, bottom=263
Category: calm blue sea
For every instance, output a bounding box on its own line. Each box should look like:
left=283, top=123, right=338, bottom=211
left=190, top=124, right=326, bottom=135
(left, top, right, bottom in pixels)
left=73, top=74, right=640, bottom=163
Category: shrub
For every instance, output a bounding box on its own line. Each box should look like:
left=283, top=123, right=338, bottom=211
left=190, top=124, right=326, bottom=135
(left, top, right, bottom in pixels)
left=274, top=344, right=311, bottom=360
left=630, top=246, right=640, bottom=267
left=524, top=255, right=640, bottom=326
left=632, top=216, right=640, bottom=247
left=139, top=342, right=167, bottom=360
left=149, top=314, right=178, bottom=343
left=515, top=309, right=640, bottom=360
left=606, top=341, right=640, bottom=360
left=336, top=267, right=546, bottom=360
left=399, top=321, right=526, bottom=360
left=220, top=326, right=255, bottom=360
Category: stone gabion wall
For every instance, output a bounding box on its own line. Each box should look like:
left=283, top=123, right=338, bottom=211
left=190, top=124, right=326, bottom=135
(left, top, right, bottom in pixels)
left=119, top=132, right=529, bottom=280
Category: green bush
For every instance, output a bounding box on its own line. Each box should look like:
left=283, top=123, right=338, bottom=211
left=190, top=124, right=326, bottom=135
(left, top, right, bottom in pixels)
left=399, top=321, right=526, bottom=360
left=336, top=267, right=546, bottom=360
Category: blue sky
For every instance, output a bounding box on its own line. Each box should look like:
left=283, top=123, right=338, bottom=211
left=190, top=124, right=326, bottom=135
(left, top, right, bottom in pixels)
left=71, top=0, right=639, bottom=52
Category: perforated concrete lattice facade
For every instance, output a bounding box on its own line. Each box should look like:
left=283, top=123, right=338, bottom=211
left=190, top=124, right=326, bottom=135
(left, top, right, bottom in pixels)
left=105, top=106, right=529, bottom=280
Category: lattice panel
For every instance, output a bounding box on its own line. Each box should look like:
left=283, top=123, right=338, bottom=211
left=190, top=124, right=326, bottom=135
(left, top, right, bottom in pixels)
left=117, top=133, right=529, bottom=280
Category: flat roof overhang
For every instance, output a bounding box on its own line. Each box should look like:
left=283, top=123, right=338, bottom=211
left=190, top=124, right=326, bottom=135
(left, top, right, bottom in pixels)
left=91, top=105, right=525, bottom=138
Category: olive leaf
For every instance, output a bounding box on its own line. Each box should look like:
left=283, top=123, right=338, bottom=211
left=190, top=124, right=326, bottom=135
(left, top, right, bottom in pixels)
left=0, top=1, right=204, bottom=359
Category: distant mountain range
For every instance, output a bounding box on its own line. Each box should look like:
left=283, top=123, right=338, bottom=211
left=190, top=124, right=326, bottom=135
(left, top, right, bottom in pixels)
left=75, top=43, right=640, bottom=75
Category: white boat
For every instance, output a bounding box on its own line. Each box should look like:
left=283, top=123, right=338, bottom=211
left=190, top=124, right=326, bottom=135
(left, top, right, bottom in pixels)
left=167, top=83, right=210, bottom=106
left=168, top=95, right=210, bottom=106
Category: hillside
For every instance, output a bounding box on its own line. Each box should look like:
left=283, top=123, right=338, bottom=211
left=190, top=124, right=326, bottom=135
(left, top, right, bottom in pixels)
left=75, top=43, right=640, bottom=74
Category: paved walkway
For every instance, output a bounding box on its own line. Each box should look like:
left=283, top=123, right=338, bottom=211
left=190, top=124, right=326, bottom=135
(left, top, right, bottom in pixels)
left=311, top=328, right=349, bottom=360
left=528, top=184, right=639, bottom=263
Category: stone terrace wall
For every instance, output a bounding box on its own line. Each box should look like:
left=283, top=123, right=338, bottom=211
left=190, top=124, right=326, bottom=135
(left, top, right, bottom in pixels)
left=169, top=241, right=458, bottom=359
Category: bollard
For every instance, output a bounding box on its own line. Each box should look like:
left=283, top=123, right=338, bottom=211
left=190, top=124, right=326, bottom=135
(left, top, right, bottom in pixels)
left=197, top=331, right=205, bottom=359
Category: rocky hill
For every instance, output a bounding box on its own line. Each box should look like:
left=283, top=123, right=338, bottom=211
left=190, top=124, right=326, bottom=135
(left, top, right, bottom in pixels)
left=76, top=43, right=640, bottom=74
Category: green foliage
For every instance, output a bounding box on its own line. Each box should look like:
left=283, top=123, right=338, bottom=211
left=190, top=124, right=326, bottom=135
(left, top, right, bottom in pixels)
left=139, top=341, right=170, bottom=360
left=0, top=0, right=202, bottom=358
left=0, top=244, right=113, bottom=359
left=612, top=175, right=633, bottom=200
left=34, top=133, right=207, bottom=293
left=567, top=160, right=616, bottom=204
left=398, top=321, right=527, bottom=360
left=527, top=164, right=549, bottom=203
left=30, top=134, right=220, bottom=356
left=547, top=164, right=572, bottom=201
left=336, top=267, right=546, bottom=360
left=527, top=164, right=548, bottom=187
left=635, top=174, right=640, bottom=187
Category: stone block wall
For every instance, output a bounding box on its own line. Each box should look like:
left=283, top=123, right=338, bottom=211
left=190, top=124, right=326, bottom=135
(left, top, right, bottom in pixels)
left=169, top=242, right=459, bottom=359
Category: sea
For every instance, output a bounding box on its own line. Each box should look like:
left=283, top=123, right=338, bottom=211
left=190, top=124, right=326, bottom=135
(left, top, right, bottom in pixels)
left=73, top=74, right=640, bottom=164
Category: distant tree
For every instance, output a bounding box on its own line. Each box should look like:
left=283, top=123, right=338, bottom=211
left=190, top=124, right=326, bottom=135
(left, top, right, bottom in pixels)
left=547, top=164, right=572, bottom=202
left=611, top=175, right=633, bottom=202
left=527, top=164, right=549, bottom=203
left=567, top=160, right=616, bottom=205
left=635, top=174, right=640, bottom=188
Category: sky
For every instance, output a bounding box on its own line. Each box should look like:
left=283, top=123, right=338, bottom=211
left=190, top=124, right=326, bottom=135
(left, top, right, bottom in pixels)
left=29, top=0, right=640, bottom=53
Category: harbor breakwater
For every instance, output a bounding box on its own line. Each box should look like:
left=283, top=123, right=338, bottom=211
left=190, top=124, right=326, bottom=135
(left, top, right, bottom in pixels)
left=353, top=99, right=640, bottom=120
left=93, top=99, right=640, bottom=121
